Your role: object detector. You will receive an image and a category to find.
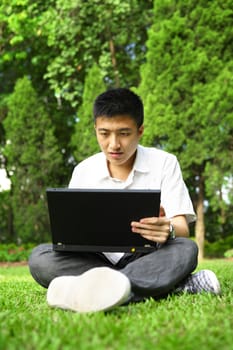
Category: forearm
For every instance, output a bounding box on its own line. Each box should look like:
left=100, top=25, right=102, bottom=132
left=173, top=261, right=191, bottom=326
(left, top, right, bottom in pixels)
left=170, top=215, right=189, bottom=237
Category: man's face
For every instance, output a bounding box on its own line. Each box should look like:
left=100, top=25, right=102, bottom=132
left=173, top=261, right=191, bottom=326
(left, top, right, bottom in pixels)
left=95, top=115, right=144, bottom=169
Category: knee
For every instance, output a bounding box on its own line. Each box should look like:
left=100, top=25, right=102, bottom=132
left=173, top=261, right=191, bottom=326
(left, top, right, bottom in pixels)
left=28, top=244, right=52, bottom=288
left=177, top=237, right=198, bottom=266
left=179, top=237, right=197, bottom=250
left=185, top=238, right=198, bottom=256
left=29, top=243, right=51, bottom=268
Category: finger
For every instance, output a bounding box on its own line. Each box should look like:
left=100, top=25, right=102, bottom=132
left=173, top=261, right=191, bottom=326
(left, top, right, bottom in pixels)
left=139, top=217, right=170, bottom=226
left=131, top=223, right=160, bottom=233
left=159, top=206, right=166, bottom=217
left=141, top=233, right=168, bottom=244
left=139, top=217, right=159, bottom=225
left=131, top=221, right=169, bottom=233
left=132, top=225, right=169, bottom=240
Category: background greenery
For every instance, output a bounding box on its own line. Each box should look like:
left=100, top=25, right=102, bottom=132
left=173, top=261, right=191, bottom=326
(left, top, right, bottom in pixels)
left=0, top=260, right=233, bottom=350
left=0, top=0, right=233, bottom=258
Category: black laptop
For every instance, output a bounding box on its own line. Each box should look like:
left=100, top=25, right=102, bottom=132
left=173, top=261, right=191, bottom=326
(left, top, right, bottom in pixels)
left=46, top=188, right=161, bottom=253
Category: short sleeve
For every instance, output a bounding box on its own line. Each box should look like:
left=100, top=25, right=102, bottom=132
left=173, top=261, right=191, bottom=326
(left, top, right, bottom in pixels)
left=160, top=155, right=196, bottom=223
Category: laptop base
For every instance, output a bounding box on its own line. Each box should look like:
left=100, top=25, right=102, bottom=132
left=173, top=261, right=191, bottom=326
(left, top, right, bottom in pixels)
left=53, top=243, right=157, bottom=253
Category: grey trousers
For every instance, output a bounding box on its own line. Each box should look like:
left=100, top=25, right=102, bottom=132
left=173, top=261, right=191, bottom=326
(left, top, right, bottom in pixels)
left=29, top=237, right=198, bottom=300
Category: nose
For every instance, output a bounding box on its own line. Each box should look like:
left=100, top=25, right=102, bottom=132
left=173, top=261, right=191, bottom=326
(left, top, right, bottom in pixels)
left=109, top=134, right=120, bottom=149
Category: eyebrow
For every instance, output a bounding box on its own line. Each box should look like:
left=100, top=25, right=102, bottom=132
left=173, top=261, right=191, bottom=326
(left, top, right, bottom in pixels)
left=97, top=128, right=132, bottom=132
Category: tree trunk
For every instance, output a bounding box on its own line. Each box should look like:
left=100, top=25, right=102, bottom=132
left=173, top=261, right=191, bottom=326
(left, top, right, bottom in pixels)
left=195, top=176, right=205, bottom=261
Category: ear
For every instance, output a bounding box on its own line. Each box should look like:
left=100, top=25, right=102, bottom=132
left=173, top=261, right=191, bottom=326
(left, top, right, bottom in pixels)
left=138, top=125, right=144, bottom=137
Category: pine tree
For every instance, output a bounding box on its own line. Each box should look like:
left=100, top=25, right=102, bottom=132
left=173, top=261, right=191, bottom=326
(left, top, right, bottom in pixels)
left=3, top=76, right=63, bottom=242
left=138, top=0, right=233, bottom=259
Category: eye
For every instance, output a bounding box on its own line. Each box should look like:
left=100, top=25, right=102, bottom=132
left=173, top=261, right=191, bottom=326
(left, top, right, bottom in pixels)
left=120, top=132, right=130, bottom=136
left=99, top=131, right=109, bottom=136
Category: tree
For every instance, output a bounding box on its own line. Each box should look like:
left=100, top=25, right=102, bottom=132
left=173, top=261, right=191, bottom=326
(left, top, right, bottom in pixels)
left=3, top=76, right=63, bottom=242
left=0, top=0, right=53, bottom=110
left=0, top=0, right=153, bottom=242
left=71, top=64, right=106, bottom=163
left=41, top=0, right=153, bottom=108
left=138, top=0, right=233, bottom=259
left=0, top=0, right=75, bottom=182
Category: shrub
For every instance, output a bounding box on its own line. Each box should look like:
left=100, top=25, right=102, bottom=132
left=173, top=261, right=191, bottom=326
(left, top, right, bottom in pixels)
left=204, top=235, right=233, bottom=258
left=224, top=249, right=233, bottom=259
left=0, top=243, right=35, bottom=262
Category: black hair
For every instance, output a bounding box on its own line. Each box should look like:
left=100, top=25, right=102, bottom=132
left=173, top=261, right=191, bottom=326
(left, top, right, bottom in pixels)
left=93, top=88, right=144, bottom=127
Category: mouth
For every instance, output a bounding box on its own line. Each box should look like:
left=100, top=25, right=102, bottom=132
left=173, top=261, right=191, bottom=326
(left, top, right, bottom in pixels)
left=108, top=152, right=123, bottom=159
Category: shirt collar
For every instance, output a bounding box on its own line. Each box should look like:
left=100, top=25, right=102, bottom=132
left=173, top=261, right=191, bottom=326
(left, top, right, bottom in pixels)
left=133, top=145, right=150, bottom=173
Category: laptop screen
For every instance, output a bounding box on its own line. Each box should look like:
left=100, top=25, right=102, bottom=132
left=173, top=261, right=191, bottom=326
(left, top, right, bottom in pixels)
left=46, top=188, right=161, bottom=253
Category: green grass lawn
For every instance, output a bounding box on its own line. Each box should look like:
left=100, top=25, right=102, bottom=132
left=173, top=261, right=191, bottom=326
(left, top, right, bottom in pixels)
left=0, top=260, right=233, bottom=350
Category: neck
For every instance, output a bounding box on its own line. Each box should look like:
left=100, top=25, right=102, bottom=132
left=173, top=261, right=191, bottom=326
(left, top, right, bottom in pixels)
left=107, top=153, right=136, bottom=181
left=108, top=164, right=132, bottom=181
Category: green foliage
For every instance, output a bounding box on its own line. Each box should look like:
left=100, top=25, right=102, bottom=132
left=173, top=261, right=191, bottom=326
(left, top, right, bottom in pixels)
left=0, top=0, right=75, bottom=182
left=0, top=260, right=233, bottom=349
left=41, top=0, right=153, bottom=107
left=139, top=0, right=233, bottom=176
left=138, top=0, right=233, bottom=246
left=3, top=76, right=63, bottom=242
left=0, top=0, right=51, bottom=97
left=71, top=64, right=106, bottom=163
left=224, top=249, right=233, bottom=258
left=205, top=235, right=233, bottom=258
left=204, top=204, right=233, bottom=243
left=0, top=243, right=34, bottom=262
left=0, top=0, right=153, bottom=243
left=0, top=0, right=233, bottom=249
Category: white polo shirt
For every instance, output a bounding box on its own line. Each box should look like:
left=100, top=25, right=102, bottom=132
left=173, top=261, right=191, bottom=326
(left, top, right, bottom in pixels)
left=69, top=145, right=196, bottom=264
